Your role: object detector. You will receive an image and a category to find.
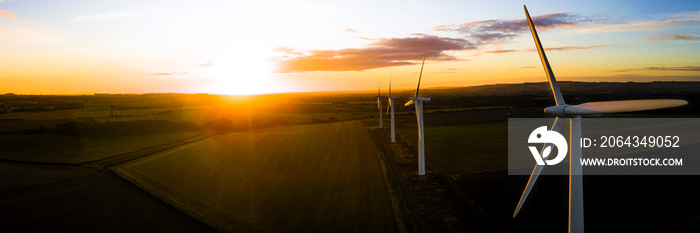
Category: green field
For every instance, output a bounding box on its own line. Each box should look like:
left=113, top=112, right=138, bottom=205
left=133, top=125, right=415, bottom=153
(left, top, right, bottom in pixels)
left=424, top=106, right=513, bottom=113
left=117, top=121, right=400, bottom=232
left=398, top=121, right=509, bottom=175
left=0, top=131, right=207, bottom=164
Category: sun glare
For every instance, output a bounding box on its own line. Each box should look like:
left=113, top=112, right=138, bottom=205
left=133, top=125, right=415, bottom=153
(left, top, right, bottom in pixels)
left=200, top=56, right=279, bottom=95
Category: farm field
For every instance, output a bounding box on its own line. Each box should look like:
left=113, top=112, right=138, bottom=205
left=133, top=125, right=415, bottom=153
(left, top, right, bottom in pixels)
left=117, top=121, right=402, bottom=232
left=0, top=161, right=216, bottom=232
left=1, top=82, right=699, bottom=232
left=385, top=109, right=700, bottom=232
left=0, top=130, right=207, bottom=164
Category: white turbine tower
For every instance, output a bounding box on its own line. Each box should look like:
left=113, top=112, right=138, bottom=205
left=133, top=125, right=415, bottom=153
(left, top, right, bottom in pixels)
left=405, top=57, right=430, bottom=175
left=386, top=72, right=398, bottom=142
left=514, top=6, right=688, bottom=233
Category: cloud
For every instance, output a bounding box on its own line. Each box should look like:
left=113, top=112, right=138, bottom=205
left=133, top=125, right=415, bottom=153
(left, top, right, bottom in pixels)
left=540, top=44, right=607, bottom=51
left=516, top=66, right=537, bottom=69
left=437, top=68, right=462, bottom=73
left=0, top=9, right=22, bottom=21
left=275, top=35, right=475, bottom=72
left=0, top=25, right=55, bottom=44
left=578, top=11, right=700, bottom=33
left=578, top=20, right=695, bottom=33
left=486, top=44, right=606, bottom=54
left=435, top=13, right=597, bottom=45
left=199, top=61, right=215, bottom=67
left=273, top=12, right=618, bottom=74
left=649, top=33, right=700, bottom=41
left=152, top=72, right=187, bottom=75
left=486, top=49, right=517, bottom=54
left=72, top=11, right=142, bottom=22
left=344, top=28, right=357, bottom=33
left=274, top=47, right=306, bottom=56
left=614, top=66, right=700, bottom=72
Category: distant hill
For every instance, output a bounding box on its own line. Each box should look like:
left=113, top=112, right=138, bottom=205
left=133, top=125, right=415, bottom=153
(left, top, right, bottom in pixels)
left=394, top=81, right=700, bottom=114
left=422, top=81, right=700, bottom=97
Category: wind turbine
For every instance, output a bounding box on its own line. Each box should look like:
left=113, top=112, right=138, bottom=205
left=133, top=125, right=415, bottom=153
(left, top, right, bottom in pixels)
left=514, top=6, right=687, bottom=233
left=405, top=57, right=430, bottom=175
left=386, top=71, right=399, bottom=142
left=376, top=83, right=387, bottom=128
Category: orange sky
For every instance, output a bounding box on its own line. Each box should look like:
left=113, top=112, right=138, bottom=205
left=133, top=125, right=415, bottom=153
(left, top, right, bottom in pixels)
left=0, top=1, right=698, bottom=95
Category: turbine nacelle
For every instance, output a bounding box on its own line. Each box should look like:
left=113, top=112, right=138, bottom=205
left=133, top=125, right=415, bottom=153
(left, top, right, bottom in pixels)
left=543, top=104, right=598, bottom=117
left=517, top=5, right=688, bottom=233
left=410, top=97, right=431, bottom=102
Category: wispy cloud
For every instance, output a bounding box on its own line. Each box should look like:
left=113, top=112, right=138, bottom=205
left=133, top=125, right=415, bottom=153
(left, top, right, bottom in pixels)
left=0, top=25, right=55, bottom=44
left=614, top=66, right=700, bottom=72
left=516, top=66, right=537, bottom=69
left=435, top=13, right=599, bottom=45
left=275, top=35, right=475, bottom=72
left=486, top=44, right=607, bottom=54
left=578, top=20, right=693, bottom=33
left=0, top=9, right=22, bottom=21
left=577, top=11, right=700, bottom=33
left=274, top=11, right=637, bottom=73
left=649, top=33, right=700, bottom=41
left=274, top=47, right=306, bottom=57
left=437, top=68, right=462, bottom=74
left=152, top=72, right=187, bottom=75
left=486, top=49, right=517, bottom=54
left=72, top=11, right=142, bottom=22
left=199, top=61, right=216, bottom=67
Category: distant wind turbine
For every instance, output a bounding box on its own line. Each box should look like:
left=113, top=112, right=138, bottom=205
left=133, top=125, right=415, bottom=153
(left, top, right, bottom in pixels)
left=376, top=83, right=387, bottom=128
left=513, top=6, right=687, bottom=233
left=405, top=57, right=431, bottom=175
left=386, top=71, right=398, bottom=142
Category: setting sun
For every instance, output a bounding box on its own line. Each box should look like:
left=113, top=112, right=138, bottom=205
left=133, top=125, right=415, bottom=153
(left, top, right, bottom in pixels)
left=194, top=55, right=279, bottom=95
left=0, top=0, right=697, bottom=95
left=1, top=1, right=700, bottom=232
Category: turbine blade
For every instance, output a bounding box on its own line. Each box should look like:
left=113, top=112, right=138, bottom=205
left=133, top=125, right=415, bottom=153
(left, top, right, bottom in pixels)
left=386, top=99, right=391, bottom=116
left=389, top=70, right=392, bottom=97
left=514, top=116, right=563, bottom=218
left=524, top=5, right=565, bottom=106
left=565, top=99, right=687, bottom=115
left=414, top=56, right=426, bottom=98
left=405, top=99, right=415, bottom=106
left=377, top=98, right=381, bottom=110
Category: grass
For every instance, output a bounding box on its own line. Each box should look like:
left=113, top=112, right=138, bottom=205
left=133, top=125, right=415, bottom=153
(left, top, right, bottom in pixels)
left=398, top=122, right=507, bottom=143
left=397, top=118, right=510, bottom=175
left=0, top=130, right=207, bottom=164
left=424, top=106, right=513, bottom=113
left=117, top=121, right=400, bottom=232
left=0, top=119, right=72, bottom=131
